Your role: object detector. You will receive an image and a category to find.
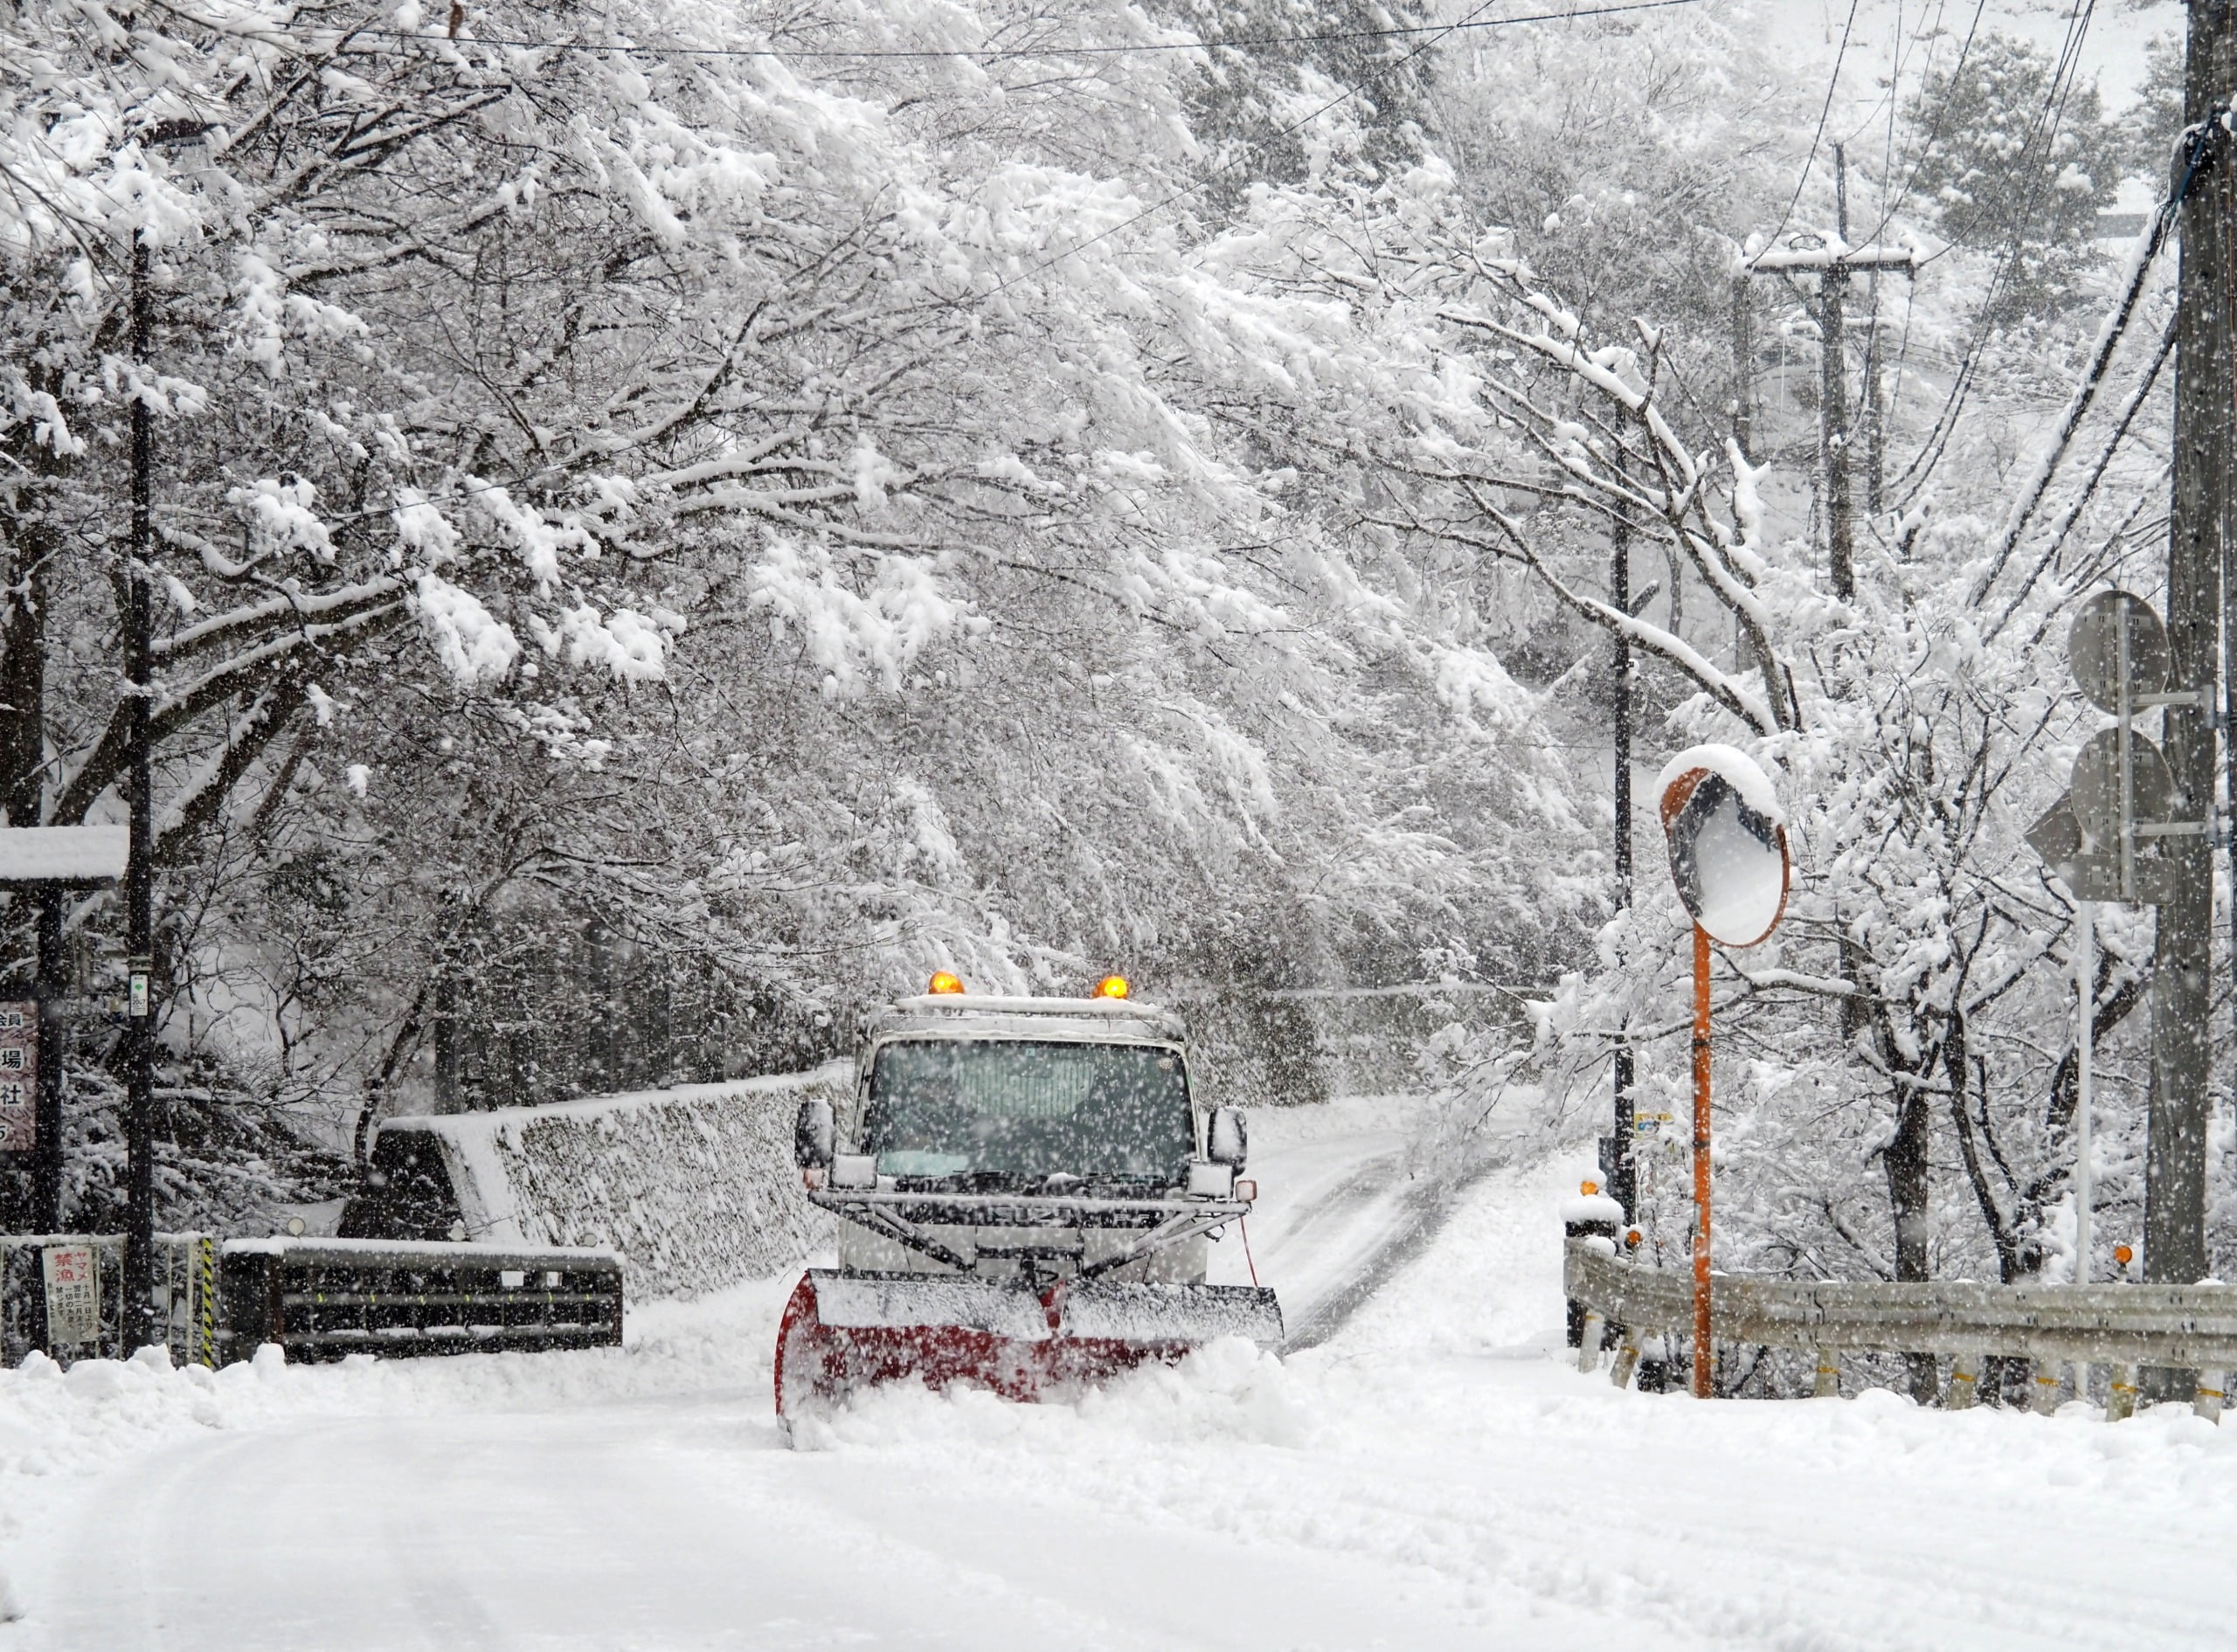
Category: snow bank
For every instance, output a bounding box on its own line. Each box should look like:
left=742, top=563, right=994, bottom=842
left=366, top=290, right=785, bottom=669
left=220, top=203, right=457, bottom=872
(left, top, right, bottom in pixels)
left=362, top=1065, right=849, bottom=1298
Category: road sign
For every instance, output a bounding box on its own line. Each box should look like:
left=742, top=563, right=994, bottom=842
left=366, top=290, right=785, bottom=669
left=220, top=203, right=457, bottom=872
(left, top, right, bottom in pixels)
left=2026, top=800, right=2179, bottom=903
left=2069, top=591, right=2170, bottom=715
left=2070, top=726, right=2178, bottom=848
left=42, top=1243, right=99, bottom=1346
left=0, top=1000, right=36, bottom=1155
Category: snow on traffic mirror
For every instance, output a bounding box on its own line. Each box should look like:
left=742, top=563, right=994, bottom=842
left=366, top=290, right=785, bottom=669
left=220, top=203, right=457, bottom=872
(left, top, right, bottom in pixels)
left=1656, top=744, right=1789, bottom=948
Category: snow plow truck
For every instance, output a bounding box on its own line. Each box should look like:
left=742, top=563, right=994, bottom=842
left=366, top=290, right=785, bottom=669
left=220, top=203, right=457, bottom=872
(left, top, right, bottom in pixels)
left=777, top=973, right=1283, bottom=1418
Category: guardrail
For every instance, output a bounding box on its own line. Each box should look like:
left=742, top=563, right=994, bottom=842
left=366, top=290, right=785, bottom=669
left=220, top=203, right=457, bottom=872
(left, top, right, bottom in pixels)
left=1564, top=1239, right=2232, bottom=1421
left=3, top=1233, right=623, bottom=1365
left=223, top=1239, right=623, bottom=1362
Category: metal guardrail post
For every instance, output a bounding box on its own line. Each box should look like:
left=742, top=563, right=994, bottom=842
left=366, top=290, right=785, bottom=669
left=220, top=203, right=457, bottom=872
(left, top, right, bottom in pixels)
left=1577, top=1312, right=1604, bottom=1374
left=1610, top=1332, right=1641, bottom=1389
left=1948, top=1354, right=1981, bottom=1411
left=2196, top=1371, right=2227, bottom=1423
left=1812, top=1346, right=1839, bottom=1399
left=2032, top=1361, right=2064, bottom=1415
left=2107, top=1365, right=2138, bottom=1421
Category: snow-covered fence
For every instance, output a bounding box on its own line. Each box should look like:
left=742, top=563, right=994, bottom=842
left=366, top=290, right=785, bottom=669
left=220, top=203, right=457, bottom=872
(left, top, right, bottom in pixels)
left=222, top=1237, right=622, bottom=1363
left=0, top=1233, right=215, bottom=1367
left=346, top=1065, right=851, bottom=1298
left=1565, top=1241, right=2234, bottom=1420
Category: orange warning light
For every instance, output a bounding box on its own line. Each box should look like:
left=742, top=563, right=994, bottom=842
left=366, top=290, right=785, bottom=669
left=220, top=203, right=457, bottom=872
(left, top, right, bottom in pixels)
left=2114, top=1244, right=2134, bottom=1268
left=1624, top=1227, right=1643, bottom=1248
left=927, top=971, right=966, bottom=995
left=1580, top=1179, right=1600, bottom=1198
left=1092, top=975, right=1131, bottom=1000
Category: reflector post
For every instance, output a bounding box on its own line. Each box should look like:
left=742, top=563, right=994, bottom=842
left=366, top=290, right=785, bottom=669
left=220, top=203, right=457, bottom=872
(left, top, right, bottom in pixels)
left=1092, top=975, right=1130, bottom=999
left=927, top=971, right=966, bottom=995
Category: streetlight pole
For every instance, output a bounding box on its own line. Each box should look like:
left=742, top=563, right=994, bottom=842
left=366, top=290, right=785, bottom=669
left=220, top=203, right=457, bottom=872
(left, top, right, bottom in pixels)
left=124, top=229, right=156, bottom=1350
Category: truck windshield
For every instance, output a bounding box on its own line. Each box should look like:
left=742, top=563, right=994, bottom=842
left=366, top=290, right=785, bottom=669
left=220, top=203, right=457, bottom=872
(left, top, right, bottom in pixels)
left=865, top=1039, right=1193, bottom=1185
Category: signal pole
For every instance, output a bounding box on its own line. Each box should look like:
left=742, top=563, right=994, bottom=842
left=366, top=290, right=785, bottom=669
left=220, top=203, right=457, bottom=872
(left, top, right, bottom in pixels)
left=2148, top=0, right=2233, bottom=1397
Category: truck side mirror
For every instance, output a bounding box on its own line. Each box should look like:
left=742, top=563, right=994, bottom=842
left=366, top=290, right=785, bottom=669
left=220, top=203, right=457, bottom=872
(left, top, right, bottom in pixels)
left=1208, top=1108, right=1247, bottom=1169
left=794, top=1097, right=835, bottom=1169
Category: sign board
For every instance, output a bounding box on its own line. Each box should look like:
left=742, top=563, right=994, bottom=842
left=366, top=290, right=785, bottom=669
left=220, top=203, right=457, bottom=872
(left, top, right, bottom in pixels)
left=42, top=1244, right=99, bottom=1346
left=2068, top=727, right=2178, bottom=849
left=2023, top=798, right=2177, bottom=903
left=2067, top=591, right=2169, bottom=715
left=0, top=1000, right=35, bottom=1154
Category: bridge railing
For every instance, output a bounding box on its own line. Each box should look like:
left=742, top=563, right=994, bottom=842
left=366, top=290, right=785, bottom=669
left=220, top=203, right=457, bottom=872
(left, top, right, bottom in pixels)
left=1564, top=1239, right=2233, bottom=1420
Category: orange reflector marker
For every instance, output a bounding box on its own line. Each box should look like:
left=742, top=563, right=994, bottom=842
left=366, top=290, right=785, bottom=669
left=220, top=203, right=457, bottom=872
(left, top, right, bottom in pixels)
left=927, top=971, right=966, bottom=995
left=1580, top=1179, right=1600, bottom=1198
left=1092, top=975, right=1130, bottom=999
left=2115, top=1244, right=2134, bottom=1268
left=1624, top=1227, right=1643, bottom=1249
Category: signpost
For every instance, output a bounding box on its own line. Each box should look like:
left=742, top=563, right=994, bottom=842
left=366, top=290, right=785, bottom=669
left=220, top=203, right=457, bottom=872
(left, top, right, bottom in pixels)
left=2026, top=591, right=2220, bottom=1328
left=1657, top=744, right=1790, bottom=1400
left=41, top=1243, right=99, bottom=1348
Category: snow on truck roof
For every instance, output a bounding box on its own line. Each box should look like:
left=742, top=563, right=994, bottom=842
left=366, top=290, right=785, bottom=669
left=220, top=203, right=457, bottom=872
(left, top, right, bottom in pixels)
left=869, top=994, right=1186, bottom=1043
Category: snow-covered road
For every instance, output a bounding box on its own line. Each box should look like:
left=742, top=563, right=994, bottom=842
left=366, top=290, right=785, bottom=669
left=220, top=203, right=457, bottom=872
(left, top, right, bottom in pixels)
left=6, top=1102, right=2234, bottom=1650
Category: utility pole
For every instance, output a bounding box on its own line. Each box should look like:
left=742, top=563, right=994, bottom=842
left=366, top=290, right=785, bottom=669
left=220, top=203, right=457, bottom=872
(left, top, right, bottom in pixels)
left=1744, top=149, right=1913, bottom=603
left=1822, top=144, right=1855, bottom=600
left=124, top=230, right=156, bottom=1350
left=1729, top=275, right=1756, bottom=465
left=1610, top=515, right=1637, bottom=1223
left=2149, top=0, right=2233, bottom=1400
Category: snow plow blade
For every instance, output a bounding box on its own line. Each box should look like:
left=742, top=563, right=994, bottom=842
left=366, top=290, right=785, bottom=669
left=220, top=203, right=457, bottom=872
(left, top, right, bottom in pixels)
left=776, top=1270, right=1283, bottom=1416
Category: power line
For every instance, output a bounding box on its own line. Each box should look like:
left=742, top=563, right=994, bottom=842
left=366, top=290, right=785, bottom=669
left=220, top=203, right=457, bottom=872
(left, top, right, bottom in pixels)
left=1768, top=0, right=1862, bottom=247
left=333, top=0, right=1709, bottom=66
left=1858, top=0, right=1985, bottom=247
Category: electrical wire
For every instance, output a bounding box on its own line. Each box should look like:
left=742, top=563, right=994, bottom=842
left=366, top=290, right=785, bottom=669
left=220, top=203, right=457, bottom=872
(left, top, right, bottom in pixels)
left=330, top=0, right=1711, bottom=65
left=1855, top=0, right=1985, bottom=248
left=1890, top=0, right=2101, bottom=507
left=1767, top=0, right=1862, bottom=247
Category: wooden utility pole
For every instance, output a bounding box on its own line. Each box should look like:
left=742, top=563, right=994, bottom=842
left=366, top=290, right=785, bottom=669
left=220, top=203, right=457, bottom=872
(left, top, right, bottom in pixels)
left=2147, top=0, right=2233, bottom=1399
left=1730, top=275, right=1756, bottom=465
left=1744, top=152, right=1912, bottom=602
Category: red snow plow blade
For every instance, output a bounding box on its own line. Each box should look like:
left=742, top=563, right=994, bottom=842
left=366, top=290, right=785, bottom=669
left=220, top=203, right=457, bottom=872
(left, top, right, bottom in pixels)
left=774, top=1270, right=1284, bottom=1416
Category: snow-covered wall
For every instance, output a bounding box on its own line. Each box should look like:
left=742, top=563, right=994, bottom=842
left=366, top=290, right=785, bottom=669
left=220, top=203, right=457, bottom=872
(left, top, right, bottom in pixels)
left=370, top=1065, right=850, bottom=1299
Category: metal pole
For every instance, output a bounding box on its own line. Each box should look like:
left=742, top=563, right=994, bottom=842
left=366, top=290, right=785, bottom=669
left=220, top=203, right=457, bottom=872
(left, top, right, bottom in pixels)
left=2147, top=0, right=2231, bottom=1399
left=1691, top=923, right=1714, bottom=1399
left=2076, top=901, right=2094, bottom=1287
left=31, top=892, right=63, bottom=1232
left=1611, top=517, right=1637, bottom=1221
left=124, top=230, right=156, bottom=1351
left=2119, top=608, right=2134, bottom=899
